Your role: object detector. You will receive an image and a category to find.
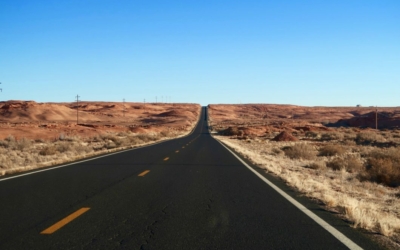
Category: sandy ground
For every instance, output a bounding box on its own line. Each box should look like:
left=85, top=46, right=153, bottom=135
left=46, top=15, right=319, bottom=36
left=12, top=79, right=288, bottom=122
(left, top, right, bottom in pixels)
left=0, top=101, right=201, bottom=140
left=208, top=104, right=400, bottom=135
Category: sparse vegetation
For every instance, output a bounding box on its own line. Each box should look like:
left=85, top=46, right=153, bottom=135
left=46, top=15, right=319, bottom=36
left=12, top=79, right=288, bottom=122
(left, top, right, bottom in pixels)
left=361, top=148, right=400, bottom=187
left=213, top=130, right=400, bottom=245
left=209, top=104, right=400, bottom=246
left=0, top=128, right=194, bottom=175
left=326, top=155, right=362, bottom=173
left=320, top=132, right=344, bottom=141
left=356, top=132, right=386, bottom=145
left=319, top=144, right=346, bottom=156
left=283, top=143, right=316, bottom=160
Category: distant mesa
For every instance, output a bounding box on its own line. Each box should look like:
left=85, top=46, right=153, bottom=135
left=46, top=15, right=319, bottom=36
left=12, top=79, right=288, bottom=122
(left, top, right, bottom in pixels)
left=329, top=111, right=400, bottom=129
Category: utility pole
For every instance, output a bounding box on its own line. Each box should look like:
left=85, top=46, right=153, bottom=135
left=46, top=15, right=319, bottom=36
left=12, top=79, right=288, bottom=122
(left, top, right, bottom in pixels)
left=0, top=82, right=2, bottom=92
left=123, top=98, right=126, bottom=117
left=75, top=95, right=80, bottom=125
left=375, top=107, right=378, bottom=130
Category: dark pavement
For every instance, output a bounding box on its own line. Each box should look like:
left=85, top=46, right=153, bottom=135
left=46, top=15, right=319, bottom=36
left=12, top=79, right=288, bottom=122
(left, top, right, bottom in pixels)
left=0, top=107, right=381, bottom=249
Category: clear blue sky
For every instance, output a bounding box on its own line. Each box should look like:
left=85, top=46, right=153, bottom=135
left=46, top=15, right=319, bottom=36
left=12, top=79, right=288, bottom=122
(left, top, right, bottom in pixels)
left=1, top=0, right=399, bottom=106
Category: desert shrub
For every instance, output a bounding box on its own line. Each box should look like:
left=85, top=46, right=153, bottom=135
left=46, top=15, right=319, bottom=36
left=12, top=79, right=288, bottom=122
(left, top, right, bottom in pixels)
left=1, top=136, right=17, bottom=149
left=127, top=136, right=142, bottom=145
left=73, top=144, right=93, bottom=154
left=392, top=130, right=400, bottom=138
left=343, top=131, right=357, bottom=140
left=5, top=135, right=15, bottom=142
left=326, top=155, right=363, bottom=173
left=0, top=140, right=9, bottom=148
left=56, top=142, right=72, bottom=153
left=100, top=134, right=115, bottom=141
left=160, top=130, right=172, bottom=137
left=14, top=138, right=32, bottom=151
left=361, top=148, right=400, bottom=187
left=283, top=143, right=316, bottom=160
left=63, top=136, right=79, bottom=142
left=114, top=137, right=128, bottom=147
left=363, top=158, right=400, bottom=187
left=319, top=144, right=346, bottom=156
left=105, top=141, right=117, bottom=149
left=305, top=131, right=319, bottom=139
left=304, top=161, right=325, bottom=170
left=220, top=127, right=243, bottom=136
left=343, top=139, right=357, bottom=146
left=271, top=148, right=284, bottom=156
left=39, top=146, right=57, bottom=156
left=90, top=136, right=102, bottom=142
left=320, top=132, right=343, bottom=141
left=355, top=132, right=385, bottom=145
left=138, top=134, right=156, bottom=142
left=101, top=134, right=126, bottom=147
left=117, top=131, right=130, bottom=137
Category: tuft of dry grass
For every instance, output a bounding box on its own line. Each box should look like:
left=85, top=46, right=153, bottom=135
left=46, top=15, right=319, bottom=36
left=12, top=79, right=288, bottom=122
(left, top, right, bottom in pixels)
left=283, top=143, right=316, bottom=160
left=320, top=132, right=344, bottom=141
left=356, top=132, right=386, bottom=145
left=305, top=131, right=319, bottom=139
left=304, top=161, right=326, bottom=170
left=326, top=155, right=363, bottom=173
left=39, top=145, right=57, bottom=156
left=319, top=144, right=346, bottom=156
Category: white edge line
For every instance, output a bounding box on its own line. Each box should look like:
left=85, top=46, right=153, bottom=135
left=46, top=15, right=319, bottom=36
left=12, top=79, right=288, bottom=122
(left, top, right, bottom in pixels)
left=212, top=136, right=362, bottom=250
left=216, top=140, right=363, bottom=250
left=0, top=106, right=204, bottom=182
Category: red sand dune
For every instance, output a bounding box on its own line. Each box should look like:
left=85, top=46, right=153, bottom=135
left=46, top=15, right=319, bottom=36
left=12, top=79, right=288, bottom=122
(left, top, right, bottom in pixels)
left=208, top=104, right=400, bottom=137
left=0, top=101, right=200, bottom=140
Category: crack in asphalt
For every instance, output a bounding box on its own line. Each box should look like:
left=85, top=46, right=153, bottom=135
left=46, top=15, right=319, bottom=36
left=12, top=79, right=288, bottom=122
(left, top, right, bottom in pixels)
left=140, top=203, right=171, bottom=250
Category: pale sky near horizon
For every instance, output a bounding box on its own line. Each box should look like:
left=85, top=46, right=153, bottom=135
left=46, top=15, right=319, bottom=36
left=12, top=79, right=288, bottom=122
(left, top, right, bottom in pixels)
left=1, top=0, right=399, bottom=106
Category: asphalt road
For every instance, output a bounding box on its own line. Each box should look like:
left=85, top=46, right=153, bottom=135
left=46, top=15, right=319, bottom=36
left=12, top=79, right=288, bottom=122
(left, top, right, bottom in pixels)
left=0, top=107, right=382, bottom=249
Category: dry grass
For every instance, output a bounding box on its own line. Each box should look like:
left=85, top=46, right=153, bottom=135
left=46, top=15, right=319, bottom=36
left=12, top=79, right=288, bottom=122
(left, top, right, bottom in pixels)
left=319, top=144, right=346, bottom=156
left=326, top=155, right=363, bottom=173
left=356, top=132, right=386, bottom=145
left=0, top=122, right=197, bottom=176
left=361, top=148, right=400, bottom=187
left=214, top=135, right=400, bottom=245
left=283, top=143, right=317, bottom=160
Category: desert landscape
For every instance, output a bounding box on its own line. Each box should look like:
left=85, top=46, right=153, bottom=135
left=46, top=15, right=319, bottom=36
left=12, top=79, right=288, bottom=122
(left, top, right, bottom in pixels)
left=209, top=104, right=400, bottom=249
left=0, top=100, right=201, bottom=175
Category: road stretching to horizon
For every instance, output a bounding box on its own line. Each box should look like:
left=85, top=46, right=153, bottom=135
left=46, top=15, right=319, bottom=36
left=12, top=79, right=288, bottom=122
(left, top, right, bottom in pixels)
left=0, top=107, right=381, bottom=249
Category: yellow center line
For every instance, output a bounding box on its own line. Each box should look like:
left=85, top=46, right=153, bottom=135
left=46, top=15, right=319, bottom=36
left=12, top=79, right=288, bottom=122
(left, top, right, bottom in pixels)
left=182, top=146, right=185, bottom=149
left=138, top=170, right=150, bottom=176
left=175, top=150, right=179, bottom=153
left=164, top=157, right=169, bottom=161
left=41, top=207, right=90, bottom=234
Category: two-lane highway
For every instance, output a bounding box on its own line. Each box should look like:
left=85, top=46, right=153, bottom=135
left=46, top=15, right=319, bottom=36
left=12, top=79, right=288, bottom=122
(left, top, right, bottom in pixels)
left=0, top=107, right=381, bottom=249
